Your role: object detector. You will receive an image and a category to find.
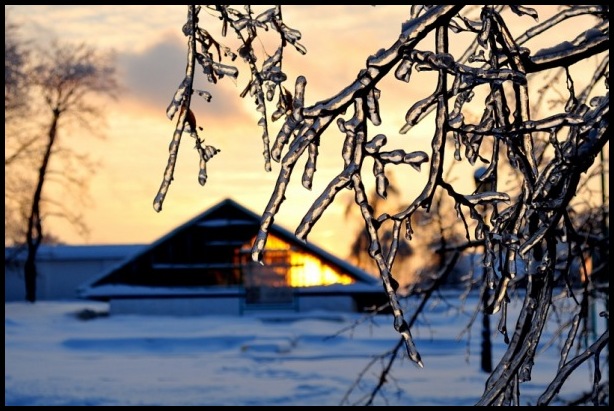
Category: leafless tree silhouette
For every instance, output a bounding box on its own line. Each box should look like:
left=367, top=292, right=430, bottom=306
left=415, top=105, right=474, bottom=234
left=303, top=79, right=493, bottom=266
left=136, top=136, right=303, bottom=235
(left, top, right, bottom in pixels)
left=4, top=16, right=119, bottom=302
left=156, top=5, right=608, bottom=405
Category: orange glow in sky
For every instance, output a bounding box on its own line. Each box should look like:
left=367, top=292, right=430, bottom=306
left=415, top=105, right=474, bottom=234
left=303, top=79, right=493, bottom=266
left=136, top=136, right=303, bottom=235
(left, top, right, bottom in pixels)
left=6, top=5, right=428, bottom=259
left=5, top=6, right=606, bottom=260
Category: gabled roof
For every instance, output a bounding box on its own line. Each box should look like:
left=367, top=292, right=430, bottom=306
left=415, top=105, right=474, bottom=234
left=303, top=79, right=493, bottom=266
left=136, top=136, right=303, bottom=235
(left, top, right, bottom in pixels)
left=78, top=198, right=378, bottom=295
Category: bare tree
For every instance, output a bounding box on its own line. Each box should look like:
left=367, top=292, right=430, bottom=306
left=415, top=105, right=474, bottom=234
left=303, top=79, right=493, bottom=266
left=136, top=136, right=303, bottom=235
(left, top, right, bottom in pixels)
left=5, top=10, right=30, bottom=126
left=5, top=10, right=41, bottom=248
left=9, top=38, right=119, bottom=302
left=155, top=5, right=608, bottom=405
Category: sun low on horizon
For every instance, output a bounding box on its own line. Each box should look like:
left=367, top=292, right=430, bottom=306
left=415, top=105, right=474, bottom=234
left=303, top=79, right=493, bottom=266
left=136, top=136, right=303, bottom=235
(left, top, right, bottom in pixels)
left=7, top=5, right=433, bottom=259
left=6, top=5, right=602, bottom=260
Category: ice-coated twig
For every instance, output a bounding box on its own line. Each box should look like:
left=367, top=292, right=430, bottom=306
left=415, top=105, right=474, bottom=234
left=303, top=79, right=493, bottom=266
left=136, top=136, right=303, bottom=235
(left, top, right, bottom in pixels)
left=537, top=329, right=609, bottom=406
left=153, top=5, right=198, bottom=212
left=160, top=5, right=609, bottom=405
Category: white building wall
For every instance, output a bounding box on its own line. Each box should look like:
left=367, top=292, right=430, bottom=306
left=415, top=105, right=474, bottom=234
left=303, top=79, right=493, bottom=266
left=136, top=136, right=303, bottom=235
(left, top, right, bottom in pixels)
left=297, top=295, right=357, bottom=313
left=108, top=295, right=358, bottom=316
left=110, top=297, right=243, bottom=316
left=5, top=260, right=125, bottom=302
left=4, top=245, right=143, bottom=302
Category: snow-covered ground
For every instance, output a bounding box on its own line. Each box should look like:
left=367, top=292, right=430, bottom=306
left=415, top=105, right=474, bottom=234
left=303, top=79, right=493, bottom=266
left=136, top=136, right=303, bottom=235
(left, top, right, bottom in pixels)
left=5, top=291, right=604, bottom=406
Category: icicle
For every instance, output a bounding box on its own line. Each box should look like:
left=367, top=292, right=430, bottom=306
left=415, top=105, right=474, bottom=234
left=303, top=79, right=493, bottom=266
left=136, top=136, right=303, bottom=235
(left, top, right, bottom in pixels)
left=195, top=142, right=220, bottom=186
left=266, top=67, right=287, bottom=85
left=477, top=14, right=491, bottom=49
left=262, top=47, right=283, bottom=76
left=211, top=60, right=239, bottom=80
left=302, top=141, right=318, bottom=190
left=255, top=7, right=276, bottom=24
left=260, top=121, right=271, bottom=172
left=364, top=133, right=387, bottom=154
left=449, top=112, right=464, bottom=128
left=373, top=159, right=388, bottom=199
left=404, top=151, right=429, bottom=171
left=508, top=5, right=538, bottom=20
left=506, top=144, right=518, bottom=169
left=400, top=94, right=438, bottom=134
left=453, top=132, right=462, bottom=161
left=409, top=5, right=425, bottom=20
left=379, top=149, right=405, bottom=163
left=271, top=105, right=285, bottom=122
left=491, top=205, right=515, bottom=229
left=264, top=84, right=275, bottom=102
left=194, top=89, right=212, bottom=102
left=233, top=17, right=249, bottom=32
left=468, top=49, right=486, bottom=64
left=519, top=225, right=550, bottom=257
left=271, top=116, right=298, bottom=162
left=475, top=161, right=496, bottom=186
left=292, top=76, right=306, bottom=121
left=498, top=303, right=510, bottom=344
left=455, top=202, right=463, bottom=220
left=251, top=233, right=268, bottom=264
left=396, top=315, right=424, bottom=368
left=281, top=25, right=302, bottom=43
left=465, top=191, right=510, bottom=206
left=475, top=221, right=485, bottom=241
left=341, top=134, right=356, bottom=168
left=483, top=247, right=493, bottom=269
left=197, top=156, right=207, bottom=185
left=378, top=150, right=429, bottom=171
left=405, top=217, right=414, bottom=241
left=506, top=253, right=517, bottom=279
left=295, top=174, right=351, bottom=242
left=221, top=45, right=237, bottom=61
left=366, top=88, right=381, bottom=126
left=166, top=78, right=190, bottom=120
left=154, top=5, right=198, bottom=213
left=395, top=59, right=413, bottom=83
left=280, top=23, right=307, bottom=55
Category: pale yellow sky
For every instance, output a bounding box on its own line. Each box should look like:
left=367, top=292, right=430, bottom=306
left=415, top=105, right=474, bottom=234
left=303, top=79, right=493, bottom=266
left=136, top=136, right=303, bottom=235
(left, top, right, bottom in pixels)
left=6, top=6, right=607, bottom=259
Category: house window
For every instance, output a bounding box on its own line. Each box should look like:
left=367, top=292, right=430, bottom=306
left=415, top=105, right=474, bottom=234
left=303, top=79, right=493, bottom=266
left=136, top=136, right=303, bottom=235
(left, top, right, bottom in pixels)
left=243, top=249, right=289, bottom=288
left=236, top=235, right=354, bottom=288
left=288, top=253, right=353, bottom=287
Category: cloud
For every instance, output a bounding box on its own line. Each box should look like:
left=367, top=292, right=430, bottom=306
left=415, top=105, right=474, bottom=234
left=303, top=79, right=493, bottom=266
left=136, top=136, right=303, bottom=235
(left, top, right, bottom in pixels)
left=117, top=36, right=186, bottom=112
left=118, top=33, right=260, bottom=126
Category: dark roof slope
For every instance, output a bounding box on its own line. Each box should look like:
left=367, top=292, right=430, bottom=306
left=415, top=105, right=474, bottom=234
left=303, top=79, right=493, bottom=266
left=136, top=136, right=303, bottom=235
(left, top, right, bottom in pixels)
left=78, top=198, right=378, bottom=292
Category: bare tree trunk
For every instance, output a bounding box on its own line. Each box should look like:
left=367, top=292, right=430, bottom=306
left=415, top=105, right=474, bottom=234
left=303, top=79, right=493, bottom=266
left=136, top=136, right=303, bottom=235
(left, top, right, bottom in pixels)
left=24, top=110, right=59, bottom=302
left=481, top=286, right=493, bottom=373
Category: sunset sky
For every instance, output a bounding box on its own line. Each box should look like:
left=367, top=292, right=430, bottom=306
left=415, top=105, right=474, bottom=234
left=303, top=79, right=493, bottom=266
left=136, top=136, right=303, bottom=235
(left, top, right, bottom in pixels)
left=6, top=6, right=605, bottom=258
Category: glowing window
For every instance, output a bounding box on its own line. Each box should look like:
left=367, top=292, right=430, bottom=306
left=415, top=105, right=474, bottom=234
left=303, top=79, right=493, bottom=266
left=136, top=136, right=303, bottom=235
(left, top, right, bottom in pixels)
left=239, top=235, right=354, bottom=287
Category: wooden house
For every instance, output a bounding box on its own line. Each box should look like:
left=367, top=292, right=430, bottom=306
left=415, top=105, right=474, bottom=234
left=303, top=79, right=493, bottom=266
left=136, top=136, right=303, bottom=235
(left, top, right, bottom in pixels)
left=78, top=198, right=388, bottom=316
